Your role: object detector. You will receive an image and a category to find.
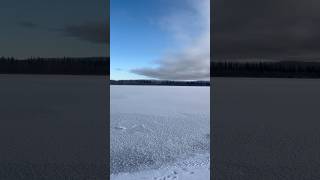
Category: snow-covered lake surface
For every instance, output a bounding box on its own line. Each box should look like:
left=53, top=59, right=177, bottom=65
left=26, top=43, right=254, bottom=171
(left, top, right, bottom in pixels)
left=111, top=85, right=210, bottom=180
left=0, top=75, right=108, bottom=179
left=213, top=78, right=320, bottom=179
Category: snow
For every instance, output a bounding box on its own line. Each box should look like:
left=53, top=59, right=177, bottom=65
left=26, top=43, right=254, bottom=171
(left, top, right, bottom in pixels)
left=111, top=153, right=210, bottom=180
left=0, top=75, right=108, bottom=179
left=111, top=85, right=210, bottom=179
left=213, top=78, right=320, bottom=179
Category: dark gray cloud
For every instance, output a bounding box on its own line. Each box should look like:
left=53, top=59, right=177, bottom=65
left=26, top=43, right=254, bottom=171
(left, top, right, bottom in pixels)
left=63, top=21, right=108, bottom=44
left=213, top=0, right=320, bottom=61
left=18, top=21, right=38, bottom=28
left=17, top=20, right=109, bottom=45
left=132, top=46, right=210, bottom=80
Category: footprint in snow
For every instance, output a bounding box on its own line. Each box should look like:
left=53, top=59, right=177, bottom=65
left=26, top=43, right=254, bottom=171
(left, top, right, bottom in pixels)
left=128, top=124, right=152, bottom=134
left=114, top=126, right=127, bottom=130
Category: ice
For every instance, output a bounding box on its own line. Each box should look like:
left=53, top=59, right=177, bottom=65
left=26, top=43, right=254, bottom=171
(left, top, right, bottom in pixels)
left=111, top=85, right=210, bottom=179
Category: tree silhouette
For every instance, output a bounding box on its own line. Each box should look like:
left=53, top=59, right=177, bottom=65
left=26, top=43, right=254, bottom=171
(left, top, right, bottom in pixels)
left=0, top=57, right=109, bottom=75
left=211, top=61, right=320, bottom=78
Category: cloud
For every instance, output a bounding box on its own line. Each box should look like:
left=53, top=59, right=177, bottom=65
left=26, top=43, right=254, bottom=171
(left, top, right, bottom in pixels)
left=18, top=21, right=39, bottom=28
left=213, top=0, right=320, bottom=61
left=132, top=32, right=210, bottom=80
left=131, top=0, right=210, bottom=80
left=62, top=21, right=108, bottom=44
left=17, top=20, right=109, bottom=45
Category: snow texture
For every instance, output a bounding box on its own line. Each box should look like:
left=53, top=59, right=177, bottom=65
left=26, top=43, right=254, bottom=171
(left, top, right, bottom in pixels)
left=213, top=78, right=320, bottom=180
left=0, top=75, right=108, bottom=179
left=111, top=85, right=210, bottom=179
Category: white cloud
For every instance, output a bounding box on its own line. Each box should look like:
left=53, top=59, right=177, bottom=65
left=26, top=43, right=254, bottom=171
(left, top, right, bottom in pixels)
left=132, top=0, right=210, bottom=80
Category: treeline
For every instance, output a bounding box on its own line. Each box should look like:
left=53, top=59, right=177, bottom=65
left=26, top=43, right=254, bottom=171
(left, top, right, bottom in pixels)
left=110, top=80, right=210, bottom=86
left=0, top=57, right=109, bottom=75
left=211, top=61, right=320, bottom=78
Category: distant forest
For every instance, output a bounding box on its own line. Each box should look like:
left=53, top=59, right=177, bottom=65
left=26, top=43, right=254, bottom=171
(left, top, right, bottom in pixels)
left=110, top=80, right=210, bottom=86
left=0, top=57, right=109, bottom=75
left=3, top=57, right=320, bottom=79
left=211, top=61, right=320, bottom=78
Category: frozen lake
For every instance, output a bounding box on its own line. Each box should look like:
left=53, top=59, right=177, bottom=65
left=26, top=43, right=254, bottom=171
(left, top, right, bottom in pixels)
left=0, top=75, right=108, bottom=179
left=213, top=78, right=320, bottom=180
left=111, top=85, right=210, bottom=180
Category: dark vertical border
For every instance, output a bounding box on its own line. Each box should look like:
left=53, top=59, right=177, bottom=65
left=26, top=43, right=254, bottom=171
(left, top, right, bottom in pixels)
left=210, top=0, right=214, bottom=179
left=107, top=0, right=111, bottom=179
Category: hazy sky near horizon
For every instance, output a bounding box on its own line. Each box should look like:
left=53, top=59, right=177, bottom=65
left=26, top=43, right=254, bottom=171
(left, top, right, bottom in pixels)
left=111, top=0, right=210, bottom=80
left=214, top=0, right=320, bottom=61
left=0, top=0, right=108, bottom=58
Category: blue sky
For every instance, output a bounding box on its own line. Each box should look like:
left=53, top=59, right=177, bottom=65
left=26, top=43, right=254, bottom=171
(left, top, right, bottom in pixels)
left=111, top=0, right=210, bottom=80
